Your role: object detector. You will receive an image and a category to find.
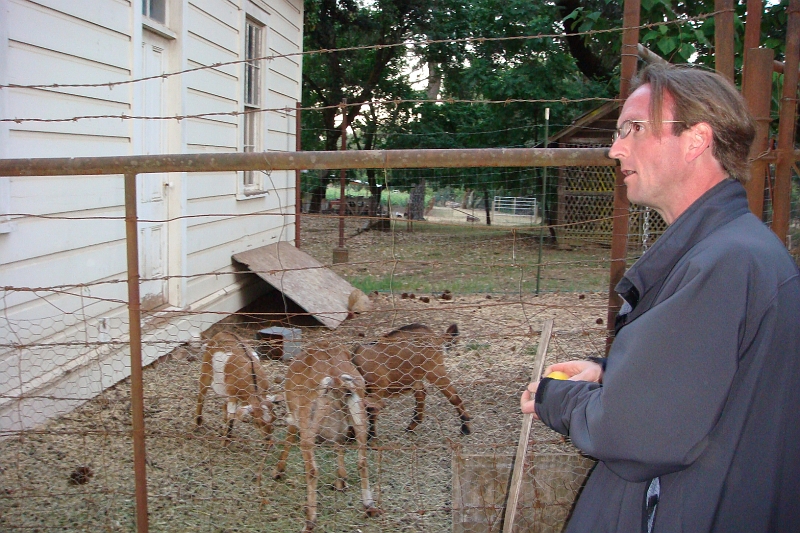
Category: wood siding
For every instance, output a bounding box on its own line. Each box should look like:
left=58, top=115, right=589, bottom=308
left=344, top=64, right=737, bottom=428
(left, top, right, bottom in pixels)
left=0, top=0, right=303, bottom=432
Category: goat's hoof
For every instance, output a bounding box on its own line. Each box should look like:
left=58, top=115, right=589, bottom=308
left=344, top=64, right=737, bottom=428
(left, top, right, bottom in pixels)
left=365, top=505, right=383, bottom=518
left=273, top=470, right=285, bottom=481
left=461, top=424, right=472, bottom=436
left=302, top=520, right=316, bottom=533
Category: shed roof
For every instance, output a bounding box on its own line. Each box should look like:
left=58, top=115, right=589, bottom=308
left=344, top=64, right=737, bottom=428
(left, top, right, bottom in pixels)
left=233, top=242, right=356, bottom=330
left=549, top=100, right=620, bottom=146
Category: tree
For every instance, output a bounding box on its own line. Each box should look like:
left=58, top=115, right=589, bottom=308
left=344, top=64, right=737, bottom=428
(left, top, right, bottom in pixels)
left=555, top=0, right=791, bottom=85
left=375, top=0, right=613, bottom=224
left=301, top=0, right=428, bottom=212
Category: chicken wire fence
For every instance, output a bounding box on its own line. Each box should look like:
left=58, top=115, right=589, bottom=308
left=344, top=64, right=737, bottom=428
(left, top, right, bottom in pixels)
left=2, top=161, right=798, bottom=533
left=0, top=164, right=613, bottom=533
left=0, top=290, right=605, bottom=533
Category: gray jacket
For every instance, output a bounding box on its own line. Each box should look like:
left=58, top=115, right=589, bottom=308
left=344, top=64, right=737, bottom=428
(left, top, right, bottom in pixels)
left=535, top=179, right=800, bottom=532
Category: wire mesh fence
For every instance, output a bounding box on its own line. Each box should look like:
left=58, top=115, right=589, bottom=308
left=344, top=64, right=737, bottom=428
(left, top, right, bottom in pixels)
left=0, top=181, right=616, bottom=532
left=2, top=154, right=799, bottom=532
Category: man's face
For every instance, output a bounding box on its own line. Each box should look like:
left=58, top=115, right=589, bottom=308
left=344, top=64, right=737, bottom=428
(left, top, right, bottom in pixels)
left=609, top=85, right=687, bottom=221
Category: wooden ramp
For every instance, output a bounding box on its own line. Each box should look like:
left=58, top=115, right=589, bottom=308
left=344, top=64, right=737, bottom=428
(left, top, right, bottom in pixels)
left=232, top=241, right=356, bottom=330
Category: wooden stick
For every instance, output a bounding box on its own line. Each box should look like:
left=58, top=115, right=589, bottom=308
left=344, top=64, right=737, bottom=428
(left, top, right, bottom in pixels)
left=502, top=319, right=554, bottom=533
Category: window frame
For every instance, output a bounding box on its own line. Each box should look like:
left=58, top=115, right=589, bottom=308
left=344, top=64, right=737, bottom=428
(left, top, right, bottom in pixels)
left=240, top=17, right=266, bottom=197
left=142, top=0, right=167, bottom=25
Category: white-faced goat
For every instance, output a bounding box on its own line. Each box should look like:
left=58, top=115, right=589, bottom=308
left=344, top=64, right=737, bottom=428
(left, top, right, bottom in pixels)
left=195, top=331, right=276, bottom=444
left=273, top=341, right=381, bottom=532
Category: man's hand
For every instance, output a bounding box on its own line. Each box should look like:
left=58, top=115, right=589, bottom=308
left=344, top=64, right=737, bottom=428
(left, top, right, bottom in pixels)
left=520, top=381, right=540, bottom=419
left=543, top=360, right=603, bottom=383
left=521, top=360, right=603, bottom=419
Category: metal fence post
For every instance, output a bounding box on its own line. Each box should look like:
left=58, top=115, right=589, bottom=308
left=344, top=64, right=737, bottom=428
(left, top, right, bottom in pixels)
left=606, top=0, right=639, bottom=352
left=295, top=102, right=302, bottom=249
left=124, top=172, right=149, bottom=533
left=742, top=47, right=775, bottom=219
left=772, top=0, right=800, bottom=244
left=334, top=100, right=349, bottom=264
left=715, top=0, right=735, bottom=82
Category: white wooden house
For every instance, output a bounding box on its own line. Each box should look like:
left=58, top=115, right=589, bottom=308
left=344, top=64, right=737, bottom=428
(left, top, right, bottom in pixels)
left=0, top=0, right=303, bottom=432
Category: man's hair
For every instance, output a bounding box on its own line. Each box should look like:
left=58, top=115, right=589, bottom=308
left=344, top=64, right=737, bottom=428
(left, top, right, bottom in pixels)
left=631, top=64, right=756, bottom=183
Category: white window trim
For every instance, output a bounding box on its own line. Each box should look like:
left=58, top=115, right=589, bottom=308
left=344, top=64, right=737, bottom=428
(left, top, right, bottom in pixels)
left=238, top=10, right=269, bottom=199
left=142, top=0, right=168, bottom=27
left=142, top=18, right=177, bottom=41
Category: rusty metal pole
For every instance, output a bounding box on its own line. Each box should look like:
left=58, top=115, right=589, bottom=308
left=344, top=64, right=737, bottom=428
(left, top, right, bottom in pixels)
left=772, top=0, right=800, bottom=244
left=742, top=47, right=775, bottom=218
left=606, top=0, right=639, bottom=352
left=715, top=0, right=736, bottom=82
left=742, top=0, right=763, bottom=95
left=295, top=102, right=302, bottom=248
left=333, top=100, right=349, bottom=264
left=0, top=148, right=616, bottom=177
left=124, top=172, right=149, bottom=533
left=743, top=0, right=763, bottom=58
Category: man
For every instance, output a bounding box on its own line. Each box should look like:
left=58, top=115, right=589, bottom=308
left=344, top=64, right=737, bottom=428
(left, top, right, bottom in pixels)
left=520, top=63, right=800, bottom=532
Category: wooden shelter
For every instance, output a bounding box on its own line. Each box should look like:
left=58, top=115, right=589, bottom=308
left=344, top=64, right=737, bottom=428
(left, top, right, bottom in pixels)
left=550, top=101, right=666, bottom=250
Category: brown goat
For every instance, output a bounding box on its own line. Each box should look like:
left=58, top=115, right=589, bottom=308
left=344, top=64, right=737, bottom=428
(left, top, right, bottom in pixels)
left=273, top=342, right=381, bottom=532
left=351, top=323, right=471, bottom=440
left=195, top=331, right=276, bottom=443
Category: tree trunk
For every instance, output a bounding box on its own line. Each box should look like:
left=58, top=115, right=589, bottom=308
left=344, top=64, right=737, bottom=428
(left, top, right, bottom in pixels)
left=483, top=188, right=492, bottom=226
left=408, top=179, right=426, bottom=220
left=426, top=62, right=442, bottom=100
left=367, top=168, right=381, bottom=217
left=462, top=189, right=472, bottom=209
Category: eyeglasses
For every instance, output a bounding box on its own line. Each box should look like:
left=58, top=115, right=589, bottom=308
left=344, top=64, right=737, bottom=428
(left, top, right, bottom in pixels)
left=611, top=120, right=684, bottom=143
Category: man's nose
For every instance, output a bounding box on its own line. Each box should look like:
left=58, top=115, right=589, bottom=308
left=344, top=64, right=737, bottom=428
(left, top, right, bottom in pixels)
left=608, top=135, right=626, bottom=161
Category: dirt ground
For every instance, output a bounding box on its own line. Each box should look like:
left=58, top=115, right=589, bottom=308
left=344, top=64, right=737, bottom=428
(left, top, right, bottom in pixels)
left=0, top=216, right=611, bottom=533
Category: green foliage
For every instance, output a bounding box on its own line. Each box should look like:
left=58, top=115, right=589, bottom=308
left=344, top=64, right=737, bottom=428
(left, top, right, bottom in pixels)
left=560, top=0, right=789, bottom=83
left=300, top=0, right=795, bottom=205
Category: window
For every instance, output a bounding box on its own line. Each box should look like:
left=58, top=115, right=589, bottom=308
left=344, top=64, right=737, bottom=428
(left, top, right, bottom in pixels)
left=242, top=19, right=264, bottom=194
left=142, top=0, right=166, bottom=24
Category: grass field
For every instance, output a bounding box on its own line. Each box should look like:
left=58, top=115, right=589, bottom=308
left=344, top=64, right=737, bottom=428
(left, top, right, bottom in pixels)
left=300, top=214, right=613, bottom=296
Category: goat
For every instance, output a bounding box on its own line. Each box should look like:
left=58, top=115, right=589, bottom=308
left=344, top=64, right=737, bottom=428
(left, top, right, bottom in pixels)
left=195, top=331, right=276, bottom=444
left=273, top=341, right=381, bottom=532
left=351, top=323, right=471, bottom=440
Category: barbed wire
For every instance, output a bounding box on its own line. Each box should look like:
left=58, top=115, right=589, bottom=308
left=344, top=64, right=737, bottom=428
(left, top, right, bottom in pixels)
left=0, top=11, right=722, bottom=93
left=0, top=96, right=616, bottom=124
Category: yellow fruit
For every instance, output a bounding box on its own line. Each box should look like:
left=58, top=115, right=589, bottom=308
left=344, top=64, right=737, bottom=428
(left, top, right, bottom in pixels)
left=546, top=371, right=570, bottom=380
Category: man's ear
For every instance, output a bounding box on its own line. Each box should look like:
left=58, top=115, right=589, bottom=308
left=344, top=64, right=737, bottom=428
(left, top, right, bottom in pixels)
left=685, top=122, right=713, bottom=163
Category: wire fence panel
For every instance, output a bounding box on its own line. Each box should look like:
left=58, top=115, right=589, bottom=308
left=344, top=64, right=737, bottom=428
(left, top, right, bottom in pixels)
left=1, top=161, right=798, bottom=533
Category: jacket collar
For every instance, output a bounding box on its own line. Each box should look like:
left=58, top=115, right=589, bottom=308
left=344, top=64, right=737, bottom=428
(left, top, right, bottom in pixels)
left=615, top=179, right=751, bottom=323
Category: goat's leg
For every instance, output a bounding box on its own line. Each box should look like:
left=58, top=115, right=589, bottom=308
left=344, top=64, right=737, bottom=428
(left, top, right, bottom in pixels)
left=273, top=423, right=298, bottom=480
left=298, top=422, right=318, bottom=533
left=366, top=405, right=379, bottom=441
left=346, top=392, right=381, bottom=517
left=428, top=372, right=471, bottom=435
left=195, top=364, right=213, bottom=427
left=407, top=386, right=426, bottom=433
left=224, top=399, right=239, bottom=443
left=334, top=443, right=347, bottom=491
